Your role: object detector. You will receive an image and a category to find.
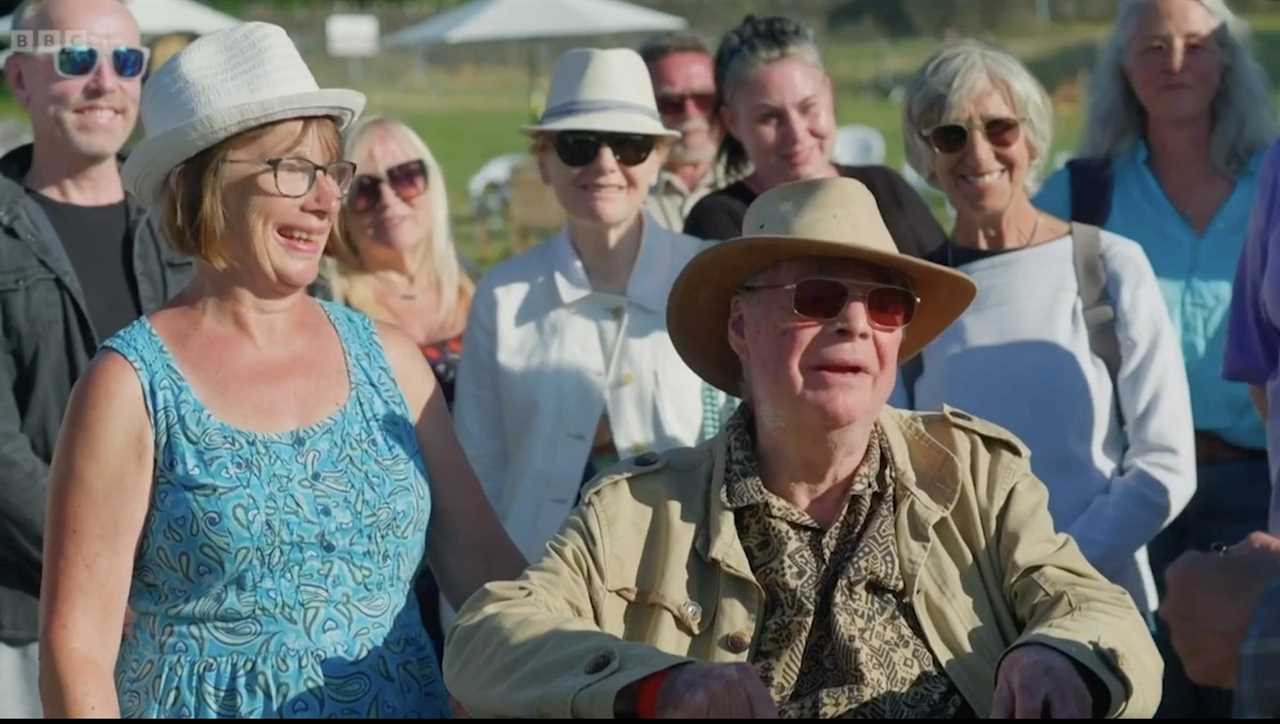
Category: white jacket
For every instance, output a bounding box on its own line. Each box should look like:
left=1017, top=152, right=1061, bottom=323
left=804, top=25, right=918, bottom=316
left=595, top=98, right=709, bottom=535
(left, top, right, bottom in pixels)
left=454, top=215, right=707, bottom=559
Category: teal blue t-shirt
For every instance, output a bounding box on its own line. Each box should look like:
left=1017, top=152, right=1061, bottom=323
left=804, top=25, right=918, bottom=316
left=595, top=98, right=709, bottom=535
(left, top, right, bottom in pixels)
left=1034, top=142, right=1267, bottom=450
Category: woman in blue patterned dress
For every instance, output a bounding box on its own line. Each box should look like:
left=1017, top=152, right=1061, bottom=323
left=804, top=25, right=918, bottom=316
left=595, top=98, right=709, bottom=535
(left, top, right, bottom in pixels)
left=37, top=23, right=525, bottom=718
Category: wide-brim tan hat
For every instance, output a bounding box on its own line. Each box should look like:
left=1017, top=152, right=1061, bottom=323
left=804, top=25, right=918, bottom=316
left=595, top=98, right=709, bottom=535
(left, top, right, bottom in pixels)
left=521, top=47, right=680, bottom=138
left=668, top=177, right=977, bottom=396
left=123, top=22, right=365, bottom=208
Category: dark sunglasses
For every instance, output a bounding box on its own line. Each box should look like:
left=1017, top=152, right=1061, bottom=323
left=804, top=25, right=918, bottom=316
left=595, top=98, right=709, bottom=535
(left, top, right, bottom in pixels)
left=740, top=278, right=918, bottom=329
left=553, top=132, right=656, bottom=167
left=347, top=159, right=429, bottom=213
left=921, top=117, right=1025, bottom=155
left=655, top=91, right=717, bottom=117
left=30, top=44, right=151, bottom=79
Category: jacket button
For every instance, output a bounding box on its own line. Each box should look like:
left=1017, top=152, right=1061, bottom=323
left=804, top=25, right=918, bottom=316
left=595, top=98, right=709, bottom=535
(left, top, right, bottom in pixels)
left=680, top=600, right=702, bottom=625
left=725, top=631, right=751, bottom=654
left=634, top=451, right=660, bottom=467
left=584, top=651, right=614, bottom=675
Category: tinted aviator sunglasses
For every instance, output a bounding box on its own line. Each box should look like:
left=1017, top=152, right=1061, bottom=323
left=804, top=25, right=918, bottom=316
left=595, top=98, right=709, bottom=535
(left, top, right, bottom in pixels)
left=553, top=131, right=656, bottom=167
left=28, top=44, right=151, bottom=79
left=740, top=278, right=919, bottom=329
left=921, top=117, right=1025, bottom=155
left=655, top=91, right=717, bottom=117
left=347, top=159, right=429, bottom=213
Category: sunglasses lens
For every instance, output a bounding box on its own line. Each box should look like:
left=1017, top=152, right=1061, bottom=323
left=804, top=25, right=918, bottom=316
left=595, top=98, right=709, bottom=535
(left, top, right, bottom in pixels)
left=792, top=279, right=851, bottom=320
left=56, top=46, right=98, bottom=77
left=112, top=47, right=147, bottom=78
left=386, top=159, right=428, bottom=200
left=607, top=134, right=655, bottom=166
left=866, top=287, right=916, bottom=328
left=929, top=124, right=969, bottom=154
left=655, top=96, right=684, bottom=116
left=984, top=118, right=1022, bottom=147
left=349, top=175, right=382, bottom=212
left=554, top=133, right=601, bottom=167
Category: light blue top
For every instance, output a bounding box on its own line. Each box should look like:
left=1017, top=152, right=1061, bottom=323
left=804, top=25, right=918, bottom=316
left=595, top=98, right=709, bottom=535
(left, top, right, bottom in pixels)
left=102, top=301, right=449, bottom=718
left=1035, top=142, right=1268, bottom=449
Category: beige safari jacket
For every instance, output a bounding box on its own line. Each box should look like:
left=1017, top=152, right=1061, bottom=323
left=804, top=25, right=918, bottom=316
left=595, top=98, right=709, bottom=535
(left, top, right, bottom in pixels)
left=444, top=406, right=1162, bottom=718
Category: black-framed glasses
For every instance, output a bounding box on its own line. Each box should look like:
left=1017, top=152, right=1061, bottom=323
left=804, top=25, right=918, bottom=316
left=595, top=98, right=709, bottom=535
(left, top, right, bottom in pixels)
left=739, top=278, right=918, bottom=329
left=222, top=157, right=356, bottom=198
left=346, top=159, right=428, bottom=213
left=921, top=117, right=1025, bottom=155
left=25, top=44, right=151, bottom=79
left=553, top=131, right=656, bottom=167
left=655, top=91, right=717, bottom=117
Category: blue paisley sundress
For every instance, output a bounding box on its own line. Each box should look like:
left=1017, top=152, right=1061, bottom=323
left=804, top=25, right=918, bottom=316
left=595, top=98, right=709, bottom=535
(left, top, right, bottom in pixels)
left=103, top=301, right=449, bottom=718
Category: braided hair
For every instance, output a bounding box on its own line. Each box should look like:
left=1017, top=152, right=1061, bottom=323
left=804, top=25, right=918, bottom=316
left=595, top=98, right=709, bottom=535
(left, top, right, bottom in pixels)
left=713, top=15, right=824, bottom=176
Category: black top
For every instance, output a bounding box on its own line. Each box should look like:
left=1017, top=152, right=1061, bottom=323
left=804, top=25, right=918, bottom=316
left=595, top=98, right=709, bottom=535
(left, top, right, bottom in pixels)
left=683, top=164, right=947, bottom=261
left=926, top=240, right=1017, bottom=268
left=30, top=190, right=140, bottom=339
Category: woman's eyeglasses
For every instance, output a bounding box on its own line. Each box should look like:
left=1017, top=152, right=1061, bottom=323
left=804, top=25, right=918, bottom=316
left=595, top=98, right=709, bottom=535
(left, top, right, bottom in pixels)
left=553, top=131, right=656, bottom=167
left=739, top=278, right=918, bottom=329
left=921, top=117, right=1025, bottom=155
left=221, top=157, right=356, bottom=198
left=346, top=159, right=429, bottom=213
left=27, top=44, right=151, bottom=79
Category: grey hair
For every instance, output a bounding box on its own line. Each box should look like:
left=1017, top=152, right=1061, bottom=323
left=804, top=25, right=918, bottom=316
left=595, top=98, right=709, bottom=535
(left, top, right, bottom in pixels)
left=903, top=39, right=1054, bottom=190
left=638, top=31, right=711, bottom=67
left=714, top=16, right=825, bottom=177
left=10, top=0, right=126, bottom=31
left=1078, top=0, right=1275, bottom=176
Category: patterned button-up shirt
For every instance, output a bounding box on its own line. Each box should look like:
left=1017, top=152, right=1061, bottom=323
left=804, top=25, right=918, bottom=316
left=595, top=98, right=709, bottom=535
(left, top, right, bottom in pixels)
left=1236, top=582, right=1280, bottom=718
left=643, top=157, right=737, bottom=233
left=721, top=406, right=968, bottom=718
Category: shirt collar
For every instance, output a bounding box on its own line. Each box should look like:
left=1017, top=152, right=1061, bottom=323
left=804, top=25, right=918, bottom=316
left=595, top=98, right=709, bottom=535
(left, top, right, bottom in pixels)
left=550, top=212, right=671, bottom=313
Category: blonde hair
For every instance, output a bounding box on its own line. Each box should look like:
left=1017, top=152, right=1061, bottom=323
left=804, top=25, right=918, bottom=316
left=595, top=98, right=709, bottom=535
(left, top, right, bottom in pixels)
left=162, top=117, right=342, bottom=269
left=327, top=116, right=473, bottom=335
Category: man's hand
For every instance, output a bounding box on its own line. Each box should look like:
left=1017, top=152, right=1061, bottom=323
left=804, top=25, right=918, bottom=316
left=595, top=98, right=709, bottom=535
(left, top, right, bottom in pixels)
left=993, top=644, right=1092, bottom=718
left=1160, top=531, right=1280, bottom=689
left=654, top=662, right=778, bottom=718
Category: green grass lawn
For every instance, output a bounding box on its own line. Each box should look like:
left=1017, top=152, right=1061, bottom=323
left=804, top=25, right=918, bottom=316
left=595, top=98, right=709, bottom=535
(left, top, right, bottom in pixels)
left=3, top=11, right=1279, bottom=271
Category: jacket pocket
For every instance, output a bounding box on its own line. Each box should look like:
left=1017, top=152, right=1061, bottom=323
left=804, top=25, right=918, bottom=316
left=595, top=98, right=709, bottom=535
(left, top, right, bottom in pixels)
left=609, top=585, right=716, bottom=638
left=0, top=268, right=61, bottom=333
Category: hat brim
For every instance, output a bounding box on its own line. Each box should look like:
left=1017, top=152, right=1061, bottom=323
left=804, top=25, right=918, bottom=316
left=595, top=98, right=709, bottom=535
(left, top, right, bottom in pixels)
left=521, top=109, right=680, bottom=138
left=123, top=88, right=366, bottom=208
left=667, top=235, right=978, bottom=397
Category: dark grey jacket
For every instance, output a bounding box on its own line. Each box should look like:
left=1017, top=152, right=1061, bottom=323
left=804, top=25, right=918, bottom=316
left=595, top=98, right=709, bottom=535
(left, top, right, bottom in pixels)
left=0, top=144, right=192, bottom=643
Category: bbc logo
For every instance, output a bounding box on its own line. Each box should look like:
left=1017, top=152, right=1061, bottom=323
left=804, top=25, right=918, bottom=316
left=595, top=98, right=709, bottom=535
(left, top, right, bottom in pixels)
left=9, top=29, right=106, bottom=51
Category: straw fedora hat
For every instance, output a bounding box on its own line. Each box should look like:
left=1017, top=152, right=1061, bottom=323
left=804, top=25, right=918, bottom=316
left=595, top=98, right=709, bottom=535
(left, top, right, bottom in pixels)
left=123, top=22, right=366, bottom=207
left=522, top=48, right=679, bottom=138
left=667, top=177, right=977, bottom=396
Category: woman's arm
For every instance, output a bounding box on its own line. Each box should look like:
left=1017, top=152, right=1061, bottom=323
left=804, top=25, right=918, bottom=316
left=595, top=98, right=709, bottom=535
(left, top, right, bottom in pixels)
left=378, top=323, right=526, bottom=608
left=1065, top=238, right=1196, bottom=579
left=39, top=352, right=154, bottom=717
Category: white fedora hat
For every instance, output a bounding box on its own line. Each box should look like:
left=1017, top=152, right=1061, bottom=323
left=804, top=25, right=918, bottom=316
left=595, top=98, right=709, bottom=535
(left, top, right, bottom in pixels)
left=668, top=177, right=978, bottom=396
left=522, top=48, right=679, bottom=138
left=123, top=22, right=366, bottom=207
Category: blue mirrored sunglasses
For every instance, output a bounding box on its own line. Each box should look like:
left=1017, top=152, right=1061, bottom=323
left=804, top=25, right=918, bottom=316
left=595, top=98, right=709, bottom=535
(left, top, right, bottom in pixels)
left=34, top=44, right=150, bottom=79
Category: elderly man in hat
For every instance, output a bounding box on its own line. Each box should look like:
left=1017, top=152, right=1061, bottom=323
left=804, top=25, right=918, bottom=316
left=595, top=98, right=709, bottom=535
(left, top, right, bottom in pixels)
left=444, top=177, right=1162, bottom=718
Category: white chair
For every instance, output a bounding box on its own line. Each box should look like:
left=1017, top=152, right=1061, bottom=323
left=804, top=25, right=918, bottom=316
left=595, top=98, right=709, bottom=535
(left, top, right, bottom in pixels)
left=831, top=124, right=887, bottom=166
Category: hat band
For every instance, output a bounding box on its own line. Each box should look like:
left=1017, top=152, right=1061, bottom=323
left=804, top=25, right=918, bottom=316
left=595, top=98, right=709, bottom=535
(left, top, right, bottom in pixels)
left=539, top=99, right=661, bottom=126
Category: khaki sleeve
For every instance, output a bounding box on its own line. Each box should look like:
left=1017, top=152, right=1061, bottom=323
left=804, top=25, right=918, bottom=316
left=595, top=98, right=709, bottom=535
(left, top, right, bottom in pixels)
left=995, top=467, right=1163, bottom=718
left=443, top=494, right=694, bottom=718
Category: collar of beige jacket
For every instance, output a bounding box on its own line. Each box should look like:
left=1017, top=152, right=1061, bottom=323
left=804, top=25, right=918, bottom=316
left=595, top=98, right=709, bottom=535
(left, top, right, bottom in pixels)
left=697, top=407, right=963, bottom=576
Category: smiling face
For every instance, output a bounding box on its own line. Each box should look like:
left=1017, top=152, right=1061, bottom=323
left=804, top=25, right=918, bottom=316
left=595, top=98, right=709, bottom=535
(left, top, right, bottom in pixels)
left=729, top=257, right=902, bottom=433
left=537, top=132, right=664, bottom=229
left=930, top=86, right=1033, bottom=225
left=7, top=0, right=142, bottom=163
left=1123, top=0, right=1224, bottom=127
left=721, top=56, right=837, bottom=189
left=345, top=125, right=433, bottom=259
left=216, top=119, right=344, bottom=294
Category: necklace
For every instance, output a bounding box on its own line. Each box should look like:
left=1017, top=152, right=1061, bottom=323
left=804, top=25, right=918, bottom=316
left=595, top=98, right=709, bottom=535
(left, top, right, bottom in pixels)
left=946, top=212, right=1043, bottom=267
